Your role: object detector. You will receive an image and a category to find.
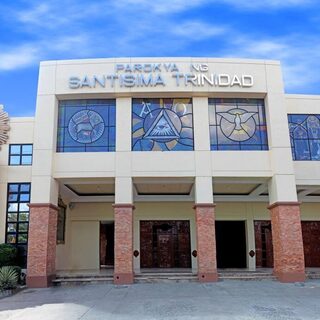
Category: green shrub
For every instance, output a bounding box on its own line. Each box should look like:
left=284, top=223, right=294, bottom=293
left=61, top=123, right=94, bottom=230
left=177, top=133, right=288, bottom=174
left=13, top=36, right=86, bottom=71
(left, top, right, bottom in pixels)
left=11, top=266, right=22, bottom=283
left=0, top=266, right=18, bottom=291
left=0, top=244, right=17, bottom=267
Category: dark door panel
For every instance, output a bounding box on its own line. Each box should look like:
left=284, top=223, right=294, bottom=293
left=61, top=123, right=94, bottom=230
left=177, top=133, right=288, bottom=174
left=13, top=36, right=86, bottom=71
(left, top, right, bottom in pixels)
left=140, top=220, right=191, bottom=268
left=216, top=221, right=247, bottom=268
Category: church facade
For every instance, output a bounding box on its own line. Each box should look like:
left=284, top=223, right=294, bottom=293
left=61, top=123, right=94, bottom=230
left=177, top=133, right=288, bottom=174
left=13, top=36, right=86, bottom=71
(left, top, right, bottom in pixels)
left=1, top=58, right=320, bottom=287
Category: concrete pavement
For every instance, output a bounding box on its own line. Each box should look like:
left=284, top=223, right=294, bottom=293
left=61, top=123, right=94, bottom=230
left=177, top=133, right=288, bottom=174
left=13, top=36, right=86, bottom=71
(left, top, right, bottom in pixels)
left=0, top=280, right=320, bottom=319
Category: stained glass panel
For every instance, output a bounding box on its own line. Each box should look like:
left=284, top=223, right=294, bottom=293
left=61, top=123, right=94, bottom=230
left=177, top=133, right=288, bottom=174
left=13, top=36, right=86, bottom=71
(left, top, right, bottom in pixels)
left=132, top=98, right=194, bottom=151
left=288, top=114, right=320, bottom=160
left=209, top=99, right=269, bottom=150
left=57, top=99, right=116, bottom=152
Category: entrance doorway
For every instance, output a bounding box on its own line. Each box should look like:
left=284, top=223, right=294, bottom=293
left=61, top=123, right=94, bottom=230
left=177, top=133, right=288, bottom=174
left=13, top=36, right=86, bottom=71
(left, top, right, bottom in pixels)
left=254, top=221, right=274, bottom=268
left=100, top=222, right=114, bottom=267
left=302, top=221, right=320, bottom=267
left=140, top=220, right=191, bottom=268
left=255, top=220, right=320, bottom=268
left=215, top=221, right=247, bottom=268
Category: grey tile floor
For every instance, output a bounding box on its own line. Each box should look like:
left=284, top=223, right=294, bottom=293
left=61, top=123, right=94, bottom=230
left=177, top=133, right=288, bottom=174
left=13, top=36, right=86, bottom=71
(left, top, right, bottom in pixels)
left=0, top=280, right=320, bottom=319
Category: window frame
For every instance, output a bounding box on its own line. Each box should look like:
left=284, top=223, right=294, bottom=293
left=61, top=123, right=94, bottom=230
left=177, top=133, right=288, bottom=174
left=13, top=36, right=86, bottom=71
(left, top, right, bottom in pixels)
left=5, top=182, right=31, bottom=268
left=8, top=144, right=33, bottom=166
left=56, top=99, right=116, bottom=153
left=208, top=98, right=269, bottom=151
left=131, top=98, right=195, bottom=151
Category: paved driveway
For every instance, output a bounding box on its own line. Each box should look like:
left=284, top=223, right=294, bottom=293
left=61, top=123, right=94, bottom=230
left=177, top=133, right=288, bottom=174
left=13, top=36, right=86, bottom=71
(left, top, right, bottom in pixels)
left=0, top=280, right=320, bottom=319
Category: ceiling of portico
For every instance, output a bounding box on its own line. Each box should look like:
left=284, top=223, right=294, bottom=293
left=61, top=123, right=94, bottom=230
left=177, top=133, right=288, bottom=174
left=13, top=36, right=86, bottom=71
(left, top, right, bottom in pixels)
left=57, top=178, right=320, bottom=203
left=297, top=186, right=320, bottom=202
left=212, top=178, right=269, bottom=202
left=59, top=178, right=115, bottom=202
left=65, top=183, right=115, bottom=195
left=133, top=177, right=194, bottom=196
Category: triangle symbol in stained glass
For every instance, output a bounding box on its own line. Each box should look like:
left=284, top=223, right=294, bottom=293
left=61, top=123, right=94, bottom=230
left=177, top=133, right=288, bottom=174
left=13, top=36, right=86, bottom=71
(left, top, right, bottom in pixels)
left=144, top=110, right=180, bottom=140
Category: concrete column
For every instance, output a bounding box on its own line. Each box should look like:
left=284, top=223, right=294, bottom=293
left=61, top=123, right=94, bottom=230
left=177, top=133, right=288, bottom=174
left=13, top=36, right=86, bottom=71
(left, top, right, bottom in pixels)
left=193, top=97, right=211, bottom=151
left=268, top=202, right=305, bottom=282
left=28, top=71, right=60, bottom=287
left=194, top=177, right=217, bottom=282
left=26, top=203, right=58, bottom=288
left=113, top=204, right=134, bottom=285
left=265, top=64, right=305, bottom=282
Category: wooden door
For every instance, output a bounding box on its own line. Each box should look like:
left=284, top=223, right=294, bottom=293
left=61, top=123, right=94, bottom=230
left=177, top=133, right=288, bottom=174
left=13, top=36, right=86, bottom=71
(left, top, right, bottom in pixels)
left=157, top=230, right=174, bottom=268
left=254, top=221, right=273, bottom=268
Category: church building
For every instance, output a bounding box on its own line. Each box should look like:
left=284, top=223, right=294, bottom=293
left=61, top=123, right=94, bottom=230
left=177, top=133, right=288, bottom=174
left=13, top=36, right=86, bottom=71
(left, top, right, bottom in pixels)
left=1, top=57, right=320, bottom=287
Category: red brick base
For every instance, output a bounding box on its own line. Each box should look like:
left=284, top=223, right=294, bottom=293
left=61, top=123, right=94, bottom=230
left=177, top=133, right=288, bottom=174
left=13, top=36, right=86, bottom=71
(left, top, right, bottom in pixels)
left=114, top=273, right=134, bottom=285
left=268, top=202, right=305, bottom=283
left=26, top=274, right=56, bottom=288
left=198, top=272, right=218, bottom=282
left=26, top=203, right=58, bottom=288
left=194, top=204, right=218, bottom=282
left=113, top=204, right=134, bottom=285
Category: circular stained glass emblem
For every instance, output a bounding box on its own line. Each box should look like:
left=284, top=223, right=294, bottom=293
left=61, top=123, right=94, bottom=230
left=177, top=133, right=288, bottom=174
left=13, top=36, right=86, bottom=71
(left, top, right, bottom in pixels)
left=218, top=108, right=257, bottom=142
left=68, top=110, right=105, bottom=144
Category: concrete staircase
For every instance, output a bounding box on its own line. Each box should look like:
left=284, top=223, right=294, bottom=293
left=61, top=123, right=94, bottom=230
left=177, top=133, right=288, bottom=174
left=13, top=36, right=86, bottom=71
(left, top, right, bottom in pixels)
left=306, top=270, right=320, bottom=280
left=135, top=272, right=198, bottom=283
left=53, top=274, right=113, bottom=286
left=52, top=269, right=320, bottom=285
left=218, top=270, right=276, bottom=281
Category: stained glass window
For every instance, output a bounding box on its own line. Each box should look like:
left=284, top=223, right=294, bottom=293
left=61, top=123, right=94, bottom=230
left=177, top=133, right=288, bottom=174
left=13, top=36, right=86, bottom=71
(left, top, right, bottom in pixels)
left=288, top=114, right=320, bottom=160
left=6, top=183, right=31, bottom=268
left=209, top=99, right=268, bottom=150
left=57, top=99, right=116, bottom=152
left=132, top=98, right=194, bottom=151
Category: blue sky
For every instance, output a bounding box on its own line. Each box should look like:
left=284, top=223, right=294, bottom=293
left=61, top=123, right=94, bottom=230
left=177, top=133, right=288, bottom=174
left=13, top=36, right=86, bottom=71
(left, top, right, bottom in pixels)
left=0, top=0, right=319, bottom=116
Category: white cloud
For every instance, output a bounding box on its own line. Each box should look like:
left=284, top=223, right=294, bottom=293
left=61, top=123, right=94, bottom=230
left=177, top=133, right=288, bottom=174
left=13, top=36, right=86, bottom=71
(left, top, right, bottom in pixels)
left=113, top=0, right=205, bottom=14
left=0, top=0, right=319, bottom=94
left=220, top=34, right=320, bottom=92
left=0, top=34, right=91, bottom=71
left=221, top=0, right=314, bottom=9
left=172, top=21, right=227, bottom=39
left=0, top=46, right=39, bottom=71
left=113, top=0, right=315, bottom=13
left=17, top=3, right=51, bottom=24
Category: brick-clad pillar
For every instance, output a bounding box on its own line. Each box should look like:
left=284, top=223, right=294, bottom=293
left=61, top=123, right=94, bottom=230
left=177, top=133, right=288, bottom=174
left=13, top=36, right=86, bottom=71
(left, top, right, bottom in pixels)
left=113, top=204, right=134, bottom=285
left=268, top=202, right=305, bottom=282
left=194, top=204, right=218, bottom=282
left=26, top=203, right=58, bottom=288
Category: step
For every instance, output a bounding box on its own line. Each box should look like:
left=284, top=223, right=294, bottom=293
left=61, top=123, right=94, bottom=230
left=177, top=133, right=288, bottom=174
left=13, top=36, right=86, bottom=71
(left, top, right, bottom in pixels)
left=306, top=272, right=320, bottom=279
left=135, top=272, right=198, bottom=283
left=137, top=272, right=194, bottom=277
left=56, top=274, right=113, bottom=279
left=219, top=275, right=277, bottom=281
left=53, top=277, right=113, bottom=286
left=218, top=271, right=276, bottom=281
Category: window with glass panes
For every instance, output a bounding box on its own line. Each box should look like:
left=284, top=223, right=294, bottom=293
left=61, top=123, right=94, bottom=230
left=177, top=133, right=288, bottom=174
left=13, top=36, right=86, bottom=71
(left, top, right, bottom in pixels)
left=9, top=144, right=33, bottom=165
left=6, top=183, right=31, bottom=267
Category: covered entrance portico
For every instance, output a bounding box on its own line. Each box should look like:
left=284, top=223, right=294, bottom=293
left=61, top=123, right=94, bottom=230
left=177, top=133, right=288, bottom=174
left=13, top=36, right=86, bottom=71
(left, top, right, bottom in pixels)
left=26, top=175, right=310, bottom=286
